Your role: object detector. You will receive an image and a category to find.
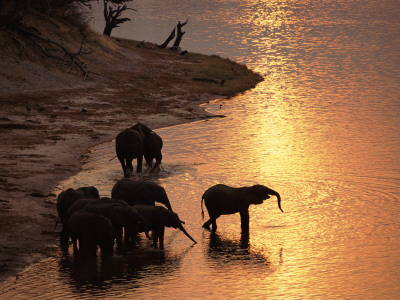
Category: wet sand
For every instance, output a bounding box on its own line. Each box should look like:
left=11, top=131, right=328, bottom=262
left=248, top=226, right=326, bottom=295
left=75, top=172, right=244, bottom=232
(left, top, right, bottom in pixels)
left=0, top=31, right=262, bottom=281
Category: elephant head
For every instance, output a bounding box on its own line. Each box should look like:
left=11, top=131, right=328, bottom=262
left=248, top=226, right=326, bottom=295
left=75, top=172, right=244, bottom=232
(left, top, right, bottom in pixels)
left=247, top=184, right=283, bottom=212
left=111, top=179, right=173, bottom=211
left=134, top=205, right=197, bottom=248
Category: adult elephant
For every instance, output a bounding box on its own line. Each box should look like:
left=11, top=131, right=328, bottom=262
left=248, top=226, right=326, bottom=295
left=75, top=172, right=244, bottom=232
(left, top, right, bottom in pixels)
left=67, top=197, right=147, bottom=248
left=201, top=184, right=283, bottom=233
left=115, top=123, right=153, bottom=177
left=82, top=198, right=148, bottom=248
left=67, top=210, right=115, bottom=258
left=144, top=130, right=163, bottom=172
left=111, top=179, right=173, bottom=210
left=134, top=205, right=197, bottom=249
left=56, top=186, right=100, bottom=249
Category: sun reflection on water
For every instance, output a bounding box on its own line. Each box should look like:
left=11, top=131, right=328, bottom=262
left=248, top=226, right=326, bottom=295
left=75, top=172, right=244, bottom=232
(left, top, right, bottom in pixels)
left=1, top=0, right=399, bottom=298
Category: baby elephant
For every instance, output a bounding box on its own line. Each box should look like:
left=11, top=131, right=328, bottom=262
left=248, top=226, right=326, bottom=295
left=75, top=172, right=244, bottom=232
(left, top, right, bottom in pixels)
left=134, top=205, right=197, bottom=249
left=201, top=184, right=283, bottom=233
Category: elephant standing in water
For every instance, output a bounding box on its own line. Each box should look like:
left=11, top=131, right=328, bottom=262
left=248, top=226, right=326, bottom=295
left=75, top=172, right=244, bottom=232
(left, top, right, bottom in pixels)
left=67, top=197, right=147, bottom=248
left=201, top=184, right=283, bottom=233
left=56, top=186, right=100, bottom=250
left=134, top=205, right=197, bottom=249
left=67, top=210, right=115, bottom=258
left=111, top=179, right=173, bottom=210
left=144, top=130, right=163, bottom=171
left=115, top=123, right=152, bottom=177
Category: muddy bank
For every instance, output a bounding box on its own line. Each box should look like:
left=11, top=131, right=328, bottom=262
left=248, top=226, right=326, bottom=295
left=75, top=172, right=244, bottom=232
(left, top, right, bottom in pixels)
left=0, top=14, right=262, bottom=281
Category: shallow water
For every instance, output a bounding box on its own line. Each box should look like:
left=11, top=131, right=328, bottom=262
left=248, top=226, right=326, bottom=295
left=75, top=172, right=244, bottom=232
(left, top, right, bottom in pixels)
left=1, top=0, right=400, bottom=298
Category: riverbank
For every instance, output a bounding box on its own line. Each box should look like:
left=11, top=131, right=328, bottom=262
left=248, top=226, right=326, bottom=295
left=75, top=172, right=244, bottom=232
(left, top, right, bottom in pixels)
left=0, top=11, right=263, bottom=281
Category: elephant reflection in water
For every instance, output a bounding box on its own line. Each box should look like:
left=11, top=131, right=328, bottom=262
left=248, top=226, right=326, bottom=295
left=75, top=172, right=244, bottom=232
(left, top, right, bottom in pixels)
left=201, top=184, right=283, bottom=233
left=58, top=246, right=192, bottom=291
left=206, top=232, right=283, bottom=269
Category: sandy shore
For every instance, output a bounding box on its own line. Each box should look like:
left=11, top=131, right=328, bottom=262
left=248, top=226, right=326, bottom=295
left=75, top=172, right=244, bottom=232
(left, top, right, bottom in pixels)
left=0, top=15, right=262, bottom=281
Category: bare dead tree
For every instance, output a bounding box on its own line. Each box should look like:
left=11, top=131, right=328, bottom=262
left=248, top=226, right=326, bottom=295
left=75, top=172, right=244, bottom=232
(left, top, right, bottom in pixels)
left=171, top=19, right=188, bottom=50
left=158, top=27, right=175, bottom=49
left=103, top=0, right=136, bottom=37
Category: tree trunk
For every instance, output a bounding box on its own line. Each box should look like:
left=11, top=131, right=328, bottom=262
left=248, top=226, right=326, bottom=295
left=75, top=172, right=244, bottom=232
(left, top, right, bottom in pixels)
left=171, top=19, right=188, bottom=50
left=158, top=27, right=175, bottom=48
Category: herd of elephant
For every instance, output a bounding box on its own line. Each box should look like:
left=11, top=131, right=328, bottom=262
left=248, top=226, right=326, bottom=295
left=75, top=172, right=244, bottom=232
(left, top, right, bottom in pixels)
left=56, top=123, right=283, bottom=258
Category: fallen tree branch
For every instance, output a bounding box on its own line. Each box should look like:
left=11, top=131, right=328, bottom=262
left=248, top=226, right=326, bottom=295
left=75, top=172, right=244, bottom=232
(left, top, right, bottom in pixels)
left=15, top=24, right=89, bottom=78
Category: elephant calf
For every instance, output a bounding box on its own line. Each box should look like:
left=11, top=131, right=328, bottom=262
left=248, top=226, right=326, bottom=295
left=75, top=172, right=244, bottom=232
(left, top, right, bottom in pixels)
left=201, top=184, right=283, bottom=233
left=134, top=205, right=197, bottom=249
left=67, top=210, right=115, bottom=258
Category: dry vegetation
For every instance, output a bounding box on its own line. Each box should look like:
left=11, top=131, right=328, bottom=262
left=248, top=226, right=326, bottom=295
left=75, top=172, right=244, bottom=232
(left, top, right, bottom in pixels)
left=0, top=8, right=263, bottom=280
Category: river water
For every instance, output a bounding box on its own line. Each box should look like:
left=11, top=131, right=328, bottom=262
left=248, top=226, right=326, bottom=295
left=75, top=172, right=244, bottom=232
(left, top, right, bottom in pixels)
left=1, top=0, right=400, bottom=299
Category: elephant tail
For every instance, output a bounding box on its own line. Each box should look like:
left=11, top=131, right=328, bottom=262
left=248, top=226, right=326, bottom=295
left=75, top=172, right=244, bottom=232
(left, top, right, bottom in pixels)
left=201, top=197, right=205, bottom=221
left=109, top=155, right=117, bottom=161
left=55, top=216, right=59, bottom=229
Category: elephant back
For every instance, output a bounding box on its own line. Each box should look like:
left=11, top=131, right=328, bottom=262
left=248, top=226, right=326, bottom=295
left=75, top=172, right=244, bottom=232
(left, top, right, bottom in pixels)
left=57, top=187, right=99, bottom=224
left=67, top=197, right=104, bottom=220
left=115, top=129, right=145, bottom=157
left=144, top=132, right=163, bottom=154
left=134, top=205, right=181, bottom=228
left=111, top=180, right=161, bottom=206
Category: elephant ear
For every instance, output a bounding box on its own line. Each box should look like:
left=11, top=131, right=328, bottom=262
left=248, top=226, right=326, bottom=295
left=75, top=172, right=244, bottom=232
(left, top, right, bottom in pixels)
left=244, top=185, right=270, bottom=205
left=251, top=185, right=271, bottom=198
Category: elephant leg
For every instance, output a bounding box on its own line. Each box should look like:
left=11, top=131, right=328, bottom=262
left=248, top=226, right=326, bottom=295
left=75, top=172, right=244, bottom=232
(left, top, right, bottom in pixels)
left=117, top=227, right=124, bottom=248
left=136, top=156, right=143, bottom=173
left=153, top=153, right=162, bottom=169
left=240, top=210, right=250, bottom=233
left=118, top=156, right=127, bottom=177
left=152, top=229, right=159, bottom=248
left=126, top=158, right=134, bottom=177
left=211, top=219, right=218, bottom=232
left=144, top=154, right=153, bottom=168
left=60, top=227, right=69, bottom=251
left=72, top=238, right=79, bottom=256
left=202, top=219, right=212, bottom=229
left=159, top=226, right=165, bottom=249
left=203, top=214, right=219, bottom=232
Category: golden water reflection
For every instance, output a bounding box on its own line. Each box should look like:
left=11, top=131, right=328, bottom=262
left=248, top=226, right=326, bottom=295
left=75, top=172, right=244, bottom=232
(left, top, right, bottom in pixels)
left=1, top=0, right=399, bottom=298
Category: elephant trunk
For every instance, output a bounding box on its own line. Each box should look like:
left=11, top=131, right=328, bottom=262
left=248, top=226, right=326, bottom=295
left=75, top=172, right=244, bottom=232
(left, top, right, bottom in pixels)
left=269, top=190, right=283, bottom=212
left=179, top=224, right=197, bottom=244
